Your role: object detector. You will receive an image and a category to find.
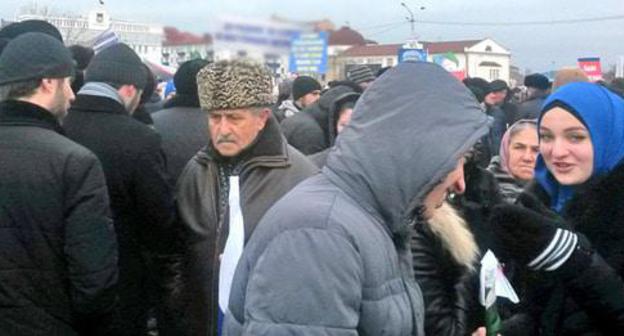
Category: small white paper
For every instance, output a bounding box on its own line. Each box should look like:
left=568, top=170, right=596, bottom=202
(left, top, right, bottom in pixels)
left=479, top=250, right=519, bottom=309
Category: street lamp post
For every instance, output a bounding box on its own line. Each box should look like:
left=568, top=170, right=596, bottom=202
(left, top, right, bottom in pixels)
left=400, top=2, right=425, bottom=49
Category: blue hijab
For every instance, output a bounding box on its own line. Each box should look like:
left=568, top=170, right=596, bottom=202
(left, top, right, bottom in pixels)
left=535, top=82, right=624, bottom=213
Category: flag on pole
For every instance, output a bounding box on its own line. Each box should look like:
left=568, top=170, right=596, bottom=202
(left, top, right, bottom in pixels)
left=92, top=27, right=119, bottom=54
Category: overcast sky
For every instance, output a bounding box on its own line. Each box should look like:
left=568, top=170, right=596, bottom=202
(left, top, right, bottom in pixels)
left=2, top=0, right=623, bottom=72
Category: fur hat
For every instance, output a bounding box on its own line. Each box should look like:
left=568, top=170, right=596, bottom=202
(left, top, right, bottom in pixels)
left=524, top=73, right=550, bottom=90
left=196, top=59, right=274, bottom=111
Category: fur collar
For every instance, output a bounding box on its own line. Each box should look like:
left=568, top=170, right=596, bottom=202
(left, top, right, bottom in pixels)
left=525, top=163, right=624, bottom=272
left=426, top=202, right=479, bottom=271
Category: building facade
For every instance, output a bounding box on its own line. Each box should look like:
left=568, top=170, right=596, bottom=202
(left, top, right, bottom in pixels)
left=335, top=38, right=512, bottom=83
left=161, top=27, right=213, bottom=67
left=15, top=4, right=163, bottom=63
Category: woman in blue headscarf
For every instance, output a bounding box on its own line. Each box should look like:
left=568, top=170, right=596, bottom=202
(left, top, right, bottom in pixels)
left=488, top=82, right=624, bottom=335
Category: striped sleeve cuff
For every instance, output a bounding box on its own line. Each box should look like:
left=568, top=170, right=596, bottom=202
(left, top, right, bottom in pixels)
left=527, top=228, right=578, bottom=271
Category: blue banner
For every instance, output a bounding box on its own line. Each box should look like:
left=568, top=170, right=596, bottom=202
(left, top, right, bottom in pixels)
left=289, top=32, right=328, bottom=74
left=398, top=48, right=428, bottom=63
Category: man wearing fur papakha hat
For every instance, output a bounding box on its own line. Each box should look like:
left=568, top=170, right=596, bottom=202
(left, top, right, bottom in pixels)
left=171, top=59, right=317, bottom=336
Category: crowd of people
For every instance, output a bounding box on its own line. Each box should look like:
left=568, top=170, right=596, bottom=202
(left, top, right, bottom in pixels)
left=2, top=19, right=624, bottom=336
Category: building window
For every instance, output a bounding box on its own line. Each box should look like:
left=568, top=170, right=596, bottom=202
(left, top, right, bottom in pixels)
left=386, top=58, right=394, bottom=66
left=489, top=68, right=500, bottom=80
left=485, top=46, right=492, bottom=52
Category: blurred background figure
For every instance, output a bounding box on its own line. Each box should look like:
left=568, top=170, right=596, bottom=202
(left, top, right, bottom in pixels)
left=346, top=64, right=376, bottom=90
left=152, top=58, right=211, bottom=181
left=516, top=73, right=550, bottom=119
left=275, top=75, right=321, bottom=121
left=551, top=68, right=589, bottom=92
left=69, top=45, right=95, bottom=93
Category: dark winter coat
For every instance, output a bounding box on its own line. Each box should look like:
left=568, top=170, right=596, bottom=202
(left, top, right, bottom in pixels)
left=487, top=156, right=527, bottom=203
left=0, top=100, right=118, bottom=336
left=521, top=162, right=624, bottom=335
left=280, top=85, right=357, bottom=155
left=152, top=105, right=209, bottom=182
left=516, top=92, right=548, bottom=120
left=174, top=116, right=317, bottom=336
left=307, top=90, right=359, bottom=168
left=223, top=62, right=489, bottom=336
left=64, top=94, right=177, bottom=335
left=452, top=161, right=541, bottom=336
left=411, top=203, right=483, bottom=336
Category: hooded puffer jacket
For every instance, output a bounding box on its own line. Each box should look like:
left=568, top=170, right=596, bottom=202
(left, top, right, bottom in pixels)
left=223, top=62, right=489, bottom=336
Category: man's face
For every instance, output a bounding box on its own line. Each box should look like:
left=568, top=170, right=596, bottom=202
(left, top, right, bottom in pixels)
left=359, top=81, right=373, bottom=90
left=208, top=107, right=270, bottom=157
left=485, top=89, right=506, bottom=106
left=336, top=107, right=353, bottom=134
left=50, top=77, right=75, bottom=119
left=299, top=90, right=321, bottom=108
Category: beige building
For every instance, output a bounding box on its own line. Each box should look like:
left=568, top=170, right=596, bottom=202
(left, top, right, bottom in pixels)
left=332, top=38, right=512, bottom=83
left=14, top=4, right=163, bottom=63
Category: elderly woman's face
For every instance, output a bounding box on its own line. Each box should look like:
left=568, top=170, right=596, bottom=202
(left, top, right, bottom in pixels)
left=507, top=127, right=539, bottom=181
left=539, top=107, right=594, bottom=185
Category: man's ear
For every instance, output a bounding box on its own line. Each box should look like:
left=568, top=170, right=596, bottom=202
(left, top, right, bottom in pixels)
left=258, top=107, right=271, bottom=129
left=39, top=78, right=55, bottom=94
left=118, top=84, right=138, bottom=99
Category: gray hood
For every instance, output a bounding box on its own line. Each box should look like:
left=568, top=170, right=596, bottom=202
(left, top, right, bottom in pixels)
left=324, top=62, right=489, bottom=235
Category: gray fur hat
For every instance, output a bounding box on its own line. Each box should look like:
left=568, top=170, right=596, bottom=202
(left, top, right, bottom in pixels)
left=196, top=59, right=274, bottom=111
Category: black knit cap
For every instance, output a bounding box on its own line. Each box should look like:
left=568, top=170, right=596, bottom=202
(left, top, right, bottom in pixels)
left=0, top=32, right=74, bottom=85
left=489, top=79, right=508, bottom=92
left=85, top=43, right=147, bottom=88
left=174, top=59, right=210, bottom=95
left=0, top=20, right=64, bottom=42
left=292, top=75, right=322, bottom=101
left=524, top=73, right=550, bottom=90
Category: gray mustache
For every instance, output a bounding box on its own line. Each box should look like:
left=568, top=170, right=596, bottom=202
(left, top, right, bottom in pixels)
left=216, top=136, right=235, bottom=144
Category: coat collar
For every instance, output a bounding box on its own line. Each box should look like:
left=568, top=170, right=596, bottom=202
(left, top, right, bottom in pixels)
left=527, top=162, right=624, bottom=219
left=0, top=100, right=64, bottom=134
left=70, top=94, right=129, bottom=116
